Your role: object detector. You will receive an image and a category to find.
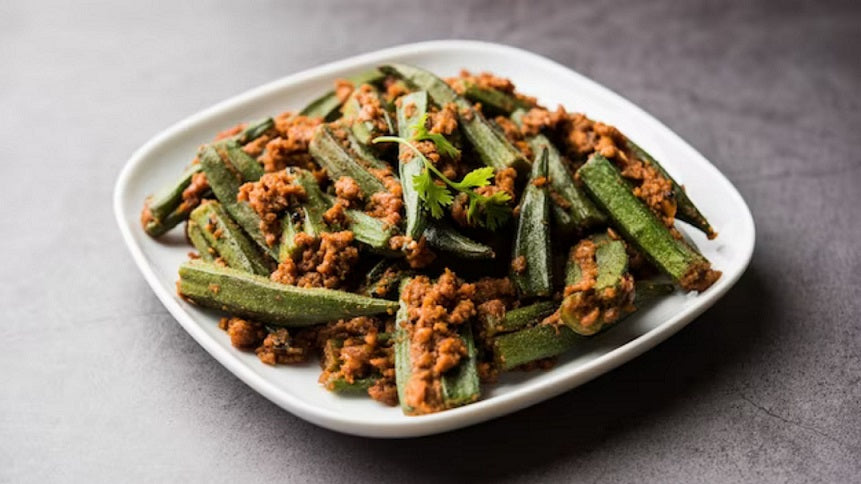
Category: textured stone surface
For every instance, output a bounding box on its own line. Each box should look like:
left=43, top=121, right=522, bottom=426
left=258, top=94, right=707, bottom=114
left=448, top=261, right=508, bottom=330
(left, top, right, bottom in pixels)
left=1, top=0, right=859, bottom=482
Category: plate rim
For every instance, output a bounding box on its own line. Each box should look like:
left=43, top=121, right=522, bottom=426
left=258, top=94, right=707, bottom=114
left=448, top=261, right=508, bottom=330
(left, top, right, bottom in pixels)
left=113, top=39, right=755, bottom=438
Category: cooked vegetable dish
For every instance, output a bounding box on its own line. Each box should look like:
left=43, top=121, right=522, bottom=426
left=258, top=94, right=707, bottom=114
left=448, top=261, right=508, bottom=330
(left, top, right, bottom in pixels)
left=141, top=65, right=721, bottom=415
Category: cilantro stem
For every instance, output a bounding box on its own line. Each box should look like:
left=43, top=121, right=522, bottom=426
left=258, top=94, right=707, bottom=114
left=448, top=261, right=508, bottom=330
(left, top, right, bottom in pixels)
left=373, top=135, right=511, bottom=228
left=373, top=136, right=484, bottom=200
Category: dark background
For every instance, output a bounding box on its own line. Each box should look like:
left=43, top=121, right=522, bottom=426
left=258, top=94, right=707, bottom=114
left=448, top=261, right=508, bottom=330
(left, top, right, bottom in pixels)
left=2, top=0, right=859, bottom=481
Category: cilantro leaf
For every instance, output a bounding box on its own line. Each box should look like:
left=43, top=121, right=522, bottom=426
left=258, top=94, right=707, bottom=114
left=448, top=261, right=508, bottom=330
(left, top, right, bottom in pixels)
left=465, top=190, right=512, bottom=229
left=452, top=166, right=494, bottom=191
left=480, top=191, right=513, bottom=230
left=412, top=168, right=452, bottom=218
left=373, top=134, right=512, bottom=229
left=411, top=113, right=461, bottom=159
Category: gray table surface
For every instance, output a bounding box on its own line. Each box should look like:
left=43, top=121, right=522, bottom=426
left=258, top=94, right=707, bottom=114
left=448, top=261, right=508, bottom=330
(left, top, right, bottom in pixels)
left=2, top=0, right=859, bottom=482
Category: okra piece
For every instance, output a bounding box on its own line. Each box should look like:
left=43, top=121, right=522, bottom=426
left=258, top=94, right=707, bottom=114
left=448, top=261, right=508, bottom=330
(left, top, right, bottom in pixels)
left=278, top=213, right=303, bottom=261
left=364, top=258, right=392, bottom=285
left=299, top=69, right=385, bottom=120
left=294, top=168, right=329, bottom=235
left=282, top=186, right=395, bottom=255
left=560, top=233, right=632, bottom=336
left=186, top=219, right=216, bottom=262
left=626, top=140, right=716, bottom=239
left=142, top=164, right=203, bottom=237
left=462, top=83, right=533, bottom=116
left=440, top=323, right=480, bottom=407
left=494, top=279, right=675, bottom=369
left=178, top=260, right=397, bottom=326
left=495, top=324, right=580, bottom=370
left=564, top=234, right=628, bottom=290
left=578, top=154, right=720, bottom=292
left=223, top=139, right=264, bottom=182
left=281, top=207, right=394, bottom=258
left=327, top=377, right=376, bottom=394
left=144, top=203, right=200, bottom=238
left=482, top=300, right=557, bottom=337
left=142, top=120, right=270, bottom=238
left=394, top=281, right=413, bottom=413
left=530, top=134, right=605, bottom=232
left=235, top=117, right=274, bottom=146
left=362, top=259, right=400, bottom=298
left=395, top=91, right=429, bottom=239
left=342, top=84, right=393, bottom=145
left=309, top=124, right=387, bottom=197
left=380, top=63, right=529, bottom=172
left=394, top=278, right=479, bottom=415
left=345, top=208, right=397, bottom=252
left=278, top=169, right=330, bottom=262
left=344, top=129, right=391, bottom=171
left=364, top=261, right=409, bottom=299
left=424, top=221, right=495, bottom=260
left=199, top=143, right=278, bottom=260
left=145, top=163, right=200, bottom=224
left=189, top=201, right=271, bottom=276
left=634, top=277, right=676, bottom=300
left=510, top=108, right=605, bottom=233
left=511, top=147, right=552, bottom=297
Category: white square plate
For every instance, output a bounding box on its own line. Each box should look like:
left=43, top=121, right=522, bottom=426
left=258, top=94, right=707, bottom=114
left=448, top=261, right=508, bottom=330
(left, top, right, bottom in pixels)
left=114, top=40, right=755, bottom=438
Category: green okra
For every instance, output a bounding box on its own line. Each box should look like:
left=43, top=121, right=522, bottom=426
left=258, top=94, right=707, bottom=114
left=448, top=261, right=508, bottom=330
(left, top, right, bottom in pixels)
left=235, top=117, right=274, bottom=146
left=342, top=84, right=394, bottom=145
left=277, top=174, right=396, bottom=256
left=299, top=69, right=386, bottom=121
left=495, top=324, right=580, bottom=370
left=145, top=164, right=201, bottom=225
left=186, top=219, right=216, bottom=262
left=314, top=189, right=396, bottom=252
left=278, top=207, right=328, bottom=262
left=327, top=377, right=376, bottom=394
left=394, top=278, right=480, bottom=415
left=189, top=201, right=271, bottom=276
left=494, top=279, right=675, bottom=369
left=293, top=168, right=329, bottom=235
left=345, top=208, right=397, bottom=252
left=364, top=258, right=393, bottom=285
left=482, top=300, right=557, bottom=337
left=424, top=222, right=495, bottom=260
left=281, top=204, right=395, bottom=258
left=362, top=260, right=407, bottom=299
left=178, top=260, right=397, bottom=326
left=634, top=277, right=676, bottom=300
left=511, top=147, right=552, bottom=298
left=223, top=139, right=264, bottom=182
left=593, top=236, right=629, bottom=291
left=145, top=203, right=202, bottom=238
left=344, top=129, right=391, bottom=171
left=560, top=233, right=631, bottom=336
left=142, top=118, right=271, bottom=238
left=380, top=63, right=529, bottom=173
left=531, top=135, right=605, bottom=232
left=142, top=164, right=205, bottom=237
left=440, top=323, right=480, bottom=407
left=278, top=169, right=330, bottom=261
left=278, top=212, right=303, bottom=261
left=462, top=83, right=533, bottom=116
left=199, top=143, right=278, bottom=260
left=626, top=140, right=716, bottom=239
left=395, top=91, right=430, bottom=239
left=394, top=281, right=413, bottom=414
left=511, top=108, right=605, bottom=233
left=564, top=234, right=628, bottom=291
left=309, top=124, right=387, bottom=197
left=577, top=154, right=718, bottom=292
